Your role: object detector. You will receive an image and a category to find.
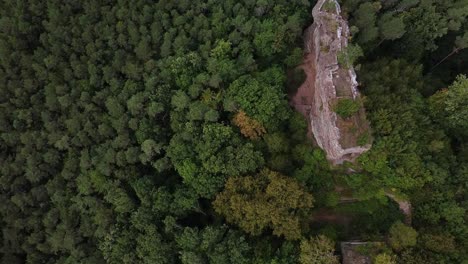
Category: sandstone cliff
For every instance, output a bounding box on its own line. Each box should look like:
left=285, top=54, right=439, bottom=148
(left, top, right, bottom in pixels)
left=291, top=0, right=371, bottom=164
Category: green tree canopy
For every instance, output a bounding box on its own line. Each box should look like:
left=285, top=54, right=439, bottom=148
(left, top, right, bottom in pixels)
left=226, top=69, right=291, bottom=130
left=213, top=169, right=314, bottom=240
left=299, top=235, right=339, bottom=264
left=175, top=226, right=251, bottom=264
left=429, top=74, right=468, bottom=137
left=388, top=221, right=418, bottom=251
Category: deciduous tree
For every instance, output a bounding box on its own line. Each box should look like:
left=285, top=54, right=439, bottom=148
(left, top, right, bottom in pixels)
left=213, top=169, right=314, bottom=240
left=387, top=221, right=418, bottom=251
left=232, top=110, right=266, bottom=139
left=299, top=235, right=339, bottom=264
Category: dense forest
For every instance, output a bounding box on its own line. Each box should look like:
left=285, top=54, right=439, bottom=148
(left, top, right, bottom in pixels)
left=0, top=0, right=466, bottom=263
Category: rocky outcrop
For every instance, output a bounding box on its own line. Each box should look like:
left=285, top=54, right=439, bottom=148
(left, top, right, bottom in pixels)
left=291, top=0, right=371, bottom=164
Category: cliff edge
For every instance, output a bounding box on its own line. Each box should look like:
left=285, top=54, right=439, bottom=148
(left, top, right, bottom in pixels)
left=291, top=0, right=372, bottom=164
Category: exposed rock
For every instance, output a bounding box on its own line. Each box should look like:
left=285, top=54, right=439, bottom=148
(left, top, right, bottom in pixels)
left=341, top=242, right=374, bottom=264
left=291, top=0, right=371, bottom=164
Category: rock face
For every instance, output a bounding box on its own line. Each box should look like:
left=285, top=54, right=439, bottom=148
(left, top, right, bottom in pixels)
left=291, top=0, right=371, bottom=164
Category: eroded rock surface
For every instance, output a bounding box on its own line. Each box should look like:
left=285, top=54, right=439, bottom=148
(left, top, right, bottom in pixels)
left=291, top=0, right=371, bottom=164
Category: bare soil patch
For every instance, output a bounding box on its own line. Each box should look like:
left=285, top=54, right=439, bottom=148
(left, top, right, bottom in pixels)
left=289, top=51, right=317, bottom=139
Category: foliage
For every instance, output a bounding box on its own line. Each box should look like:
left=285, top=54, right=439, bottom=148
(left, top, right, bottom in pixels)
left=252, top=239, right=299, bottom=264
left=333, top=98, right=361, bottom=118
left=420, top=233, right=457, bottom=254
left=351, top=2, right=381, bottom=43
left=292, top=147, right=333, bottom=194
left=299, top=235, right=339, bottom=264
left=354, top=242, right=390, bottom=260
left=213, top=169, right=314, bottom=240
left=357, top=60, right=438, bottom=191
left=387, top=221, right=418, bottom=251
left=342, top=0, right=468, bottom=261
left=378, top=13, right=406, bottom=41
left=232, top=110, right=266, bottom=140
left=357, top=132, right=369, bottom=146
left=1, top=0, right=467, bottom=262
left=337, top=44, right=363, bottom=69
left=167, top=124, right=264, bottom=198
left=175, top=226, right=252, bottom=264
left=429, top=74, right=468, bottom=137
left=0, top=0, right=312, bottom=262
left=374, top=253, right=397, bottom=264
left=226, top=69, right=291, bottom=130
left=333, top=199, right=405, bottom=237
left=322, top=1, right=337, bottom=13
left=287, top=67, right=306, bottom=94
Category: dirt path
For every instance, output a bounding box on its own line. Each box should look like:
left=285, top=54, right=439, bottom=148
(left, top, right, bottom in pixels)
left=290, top=51, right=316, bottom=139
left=312, top=208, right=353, bottom=227
left=385, top=192, right=412, bottom=225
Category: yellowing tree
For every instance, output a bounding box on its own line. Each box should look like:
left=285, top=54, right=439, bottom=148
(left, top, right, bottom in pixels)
left=299, top=235, right=339, bottom=264
left=374, top=253, right=397, bottom=264
left=388, top=221, right=418, bottom=251
left=232, top=110, right=266, bottom=139
left=213, top=169, right=314, bottom=240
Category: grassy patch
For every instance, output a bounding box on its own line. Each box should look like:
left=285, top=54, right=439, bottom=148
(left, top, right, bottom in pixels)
left=330, top=20, right=338, bottom=32
left=337, top=50, right=348, bottom=69
left=334, top=98, right=360, bottom=118
left=357, top=131, right=369, bottom=146
left=322, top=0, right=336, bottom=13
left=337, top=44, right=363, bottom=69
left=320, top=40, right=330, bottom=53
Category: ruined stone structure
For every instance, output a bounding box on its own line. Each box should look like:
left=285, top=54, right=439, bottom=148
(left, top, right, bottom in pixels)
left=341, top=242, right=374, bottom=264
